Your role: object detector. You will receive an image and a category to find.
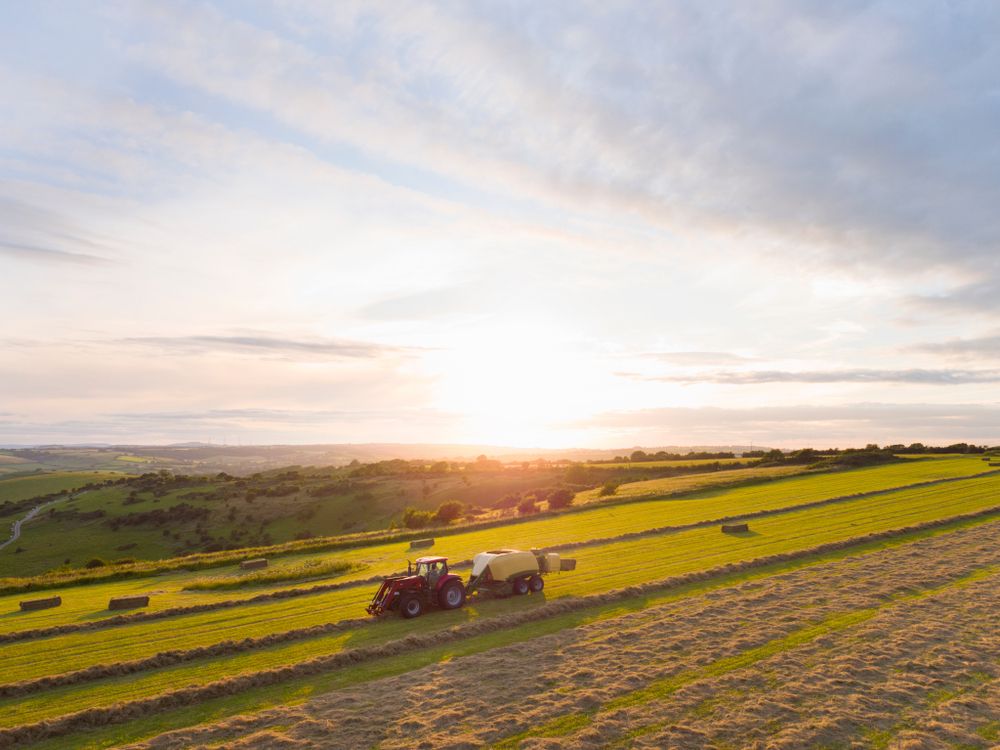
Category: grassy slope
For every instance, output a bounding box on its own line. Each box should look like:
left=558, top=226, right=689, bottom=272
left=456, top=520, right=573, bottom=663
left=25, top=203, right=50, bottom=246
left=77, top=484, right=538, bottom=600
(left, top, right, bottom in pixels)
left=23, top=513, right=1000, bottom=750
left=0, top=472, right=120, bottom=507
left=0, top=456, right=987, bottom=634
left=2, top=470, right=998, bottom=728
left=584, top=457, right=749, bottom=469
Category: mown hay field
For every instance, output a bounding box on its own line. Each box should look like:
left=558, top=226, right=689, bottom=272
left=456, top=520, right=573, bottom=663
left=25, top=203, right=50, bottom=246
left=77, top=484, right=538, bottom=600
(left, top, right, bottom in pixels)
left=1, top=464, right=998, bottom=739
left=0, top=456, right=989, bottom=635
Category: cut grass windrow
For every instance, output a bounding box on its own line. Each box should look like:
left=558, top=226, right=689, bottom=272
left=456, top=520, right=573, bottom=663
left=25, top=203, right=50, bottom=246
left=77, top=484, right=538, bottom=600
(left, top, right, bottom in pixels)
left=1, top=506, right=997, bottom=749
left=492, top=564, right=1000, bottom=750
left=5, top=465, right=995, bottom=647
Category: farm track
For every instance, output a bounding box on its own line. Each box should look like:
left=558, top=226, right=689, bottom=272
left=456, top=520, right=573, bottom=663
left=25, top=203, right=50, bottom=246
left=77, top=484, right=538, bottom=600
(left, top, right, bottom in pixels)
left=1, top=506, right=999, bottom=748
left=122, top=516, right=1000, bottom=750
left=4, top=467, right=996, bottom=647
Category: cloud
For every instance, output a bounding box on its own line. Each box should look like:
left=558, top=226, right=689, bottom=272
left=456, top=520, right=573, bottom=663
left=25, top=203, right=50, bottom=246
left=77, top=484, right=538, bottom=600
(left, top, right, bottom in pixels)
left=116, top=1, right=1000, bottom=283
left=0, top=197, right=115, bottom=266
left=120, top=334, right=419, bottom=359
left=624, top=368, right=1000, bottom=385
left=639, top=351, right=754, bottom=366
left=576, top=402, right=1000, bottom=446
left=0, top=241, right=109, bottom=266
left=909, top=277, right=1000, bottom=315
left=911, top=332, right=1000, bottom=360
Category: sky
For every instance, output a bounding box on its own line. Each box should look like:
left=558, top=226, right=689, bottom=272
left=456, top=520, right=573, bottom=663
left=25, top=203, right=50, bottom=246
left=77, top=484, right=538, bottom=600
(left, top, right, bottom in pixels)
left=1, top=1, right=999, bottom=449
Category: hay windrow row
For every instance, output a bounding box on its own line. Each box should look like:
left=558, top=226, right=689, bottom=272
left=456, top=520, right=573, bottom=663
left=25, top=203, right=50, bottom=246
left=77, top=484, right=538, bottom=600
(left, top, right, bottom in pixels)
left=0, top=574, right=391, bottom=646
left=4, top=469, right=997, bottom=646
left=1, top=505, right=997, bottom=749
left=548, top=470, right=1000, bottom=554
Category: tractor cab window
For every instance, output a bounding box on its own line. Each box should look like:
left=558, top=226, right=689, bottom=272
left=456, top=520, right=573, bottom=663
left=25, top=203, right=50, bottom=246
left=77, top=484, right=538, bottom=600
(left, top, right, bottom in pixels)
left=415, top=561, right=447, bottom=578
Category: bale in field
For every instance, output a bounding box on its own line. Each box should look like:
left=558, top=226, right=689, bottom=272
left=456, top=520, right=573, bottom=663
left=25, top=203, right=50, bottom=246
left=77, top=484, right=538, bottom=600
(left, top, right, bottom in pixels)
left=409, top=538, right=434, bottom=549
left=240, top=559, right=268, bottom=571
left=108, top=595, right=149, bottom=610
left=19, top=596, right=61, bottom=612
left=722, top=523, right=750, bottom=533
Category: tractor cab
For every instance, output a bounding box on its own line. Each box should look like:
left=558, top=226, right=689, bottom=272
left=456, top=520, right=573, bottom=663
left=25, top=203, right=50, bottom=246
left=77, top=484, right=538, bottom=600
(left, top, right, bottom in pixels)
left=412, top=556, right=449, bottom=585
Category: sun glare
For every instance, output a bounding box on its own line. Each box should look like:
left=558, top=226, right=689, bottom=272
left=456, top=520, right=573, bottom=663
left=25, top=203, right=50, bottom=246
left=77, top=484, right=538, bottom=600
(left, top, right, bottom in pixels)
left=427, top=326, right=603, bottom=447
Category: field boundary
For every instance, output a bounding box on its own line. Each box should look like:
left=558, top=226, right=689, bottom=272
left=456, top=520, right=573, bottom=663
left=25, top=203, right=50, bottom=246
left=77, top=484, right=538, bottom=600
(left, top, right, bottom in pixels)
left=1, top=505, right=997, bottom=748
left=4, top=468, right=996, bottom=647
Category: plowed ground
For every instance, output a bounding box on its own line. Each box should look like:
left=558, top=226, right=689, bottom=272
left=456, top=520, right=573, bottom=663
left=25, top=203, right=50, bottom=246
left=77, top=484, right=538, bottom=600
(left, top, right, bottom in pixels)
left=128, top=519, right=1000, bottom=750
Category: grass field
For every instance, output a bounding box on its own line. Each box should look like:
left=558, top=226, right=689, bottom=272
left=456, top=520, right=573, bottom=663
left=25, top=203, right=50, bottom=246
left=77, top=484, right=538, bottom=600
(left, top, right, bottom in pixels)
left=0, top=472, right=121, bottom=507
left=1, top=456, right=990, bottom=633
left=1, top=455, right=996, bottom=748
left=583, top=457, right=750, bottom=469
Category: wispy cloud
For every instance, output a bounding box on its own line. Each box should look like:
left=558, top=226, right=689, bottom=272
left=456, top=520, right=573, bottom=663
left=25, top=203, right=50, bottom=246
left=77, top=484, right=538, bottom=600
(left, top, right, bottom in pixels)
left=622, top=369, right=1000, bottom=385
left=576, top=403, right=1000, bottom=446
left=0, top=241, right=109, bottom=265
left=638, top=351, right=754, bottom=366
left=911, top=332, right=1000, bottom=360
left=120, top=334, right=420, bottom=359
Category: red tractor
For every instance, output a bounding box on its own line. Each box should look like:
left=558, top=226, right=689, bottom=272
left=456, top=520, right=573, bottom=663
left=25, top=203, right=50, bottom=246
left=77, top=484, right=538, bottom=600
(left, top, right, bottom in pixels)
left=365, top=556, right=466, bottom=618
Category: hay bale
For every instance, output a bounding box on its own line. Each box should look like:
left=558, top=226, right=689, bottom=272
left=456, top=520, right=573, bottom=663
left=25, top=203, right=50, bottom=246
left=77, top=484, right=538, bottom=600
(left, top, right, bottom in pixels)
left=559, top=558, right=577, bottom=572
left=239, top=559, right=268, bottom=571
left=722, top=523, right=749, bottom=533
left=108, top=595, right=149, bottom=610
left=409, top=538, right=435, bottom=549
left=19, top=596, right=61, bottom=612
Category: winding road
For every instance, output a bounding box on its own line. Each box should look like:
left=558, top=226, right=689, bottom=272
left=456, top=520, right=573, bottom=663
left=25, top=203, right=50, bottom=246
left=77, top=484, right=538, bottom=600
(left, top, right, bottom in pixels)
left=0, top=496, right=71, bottom=553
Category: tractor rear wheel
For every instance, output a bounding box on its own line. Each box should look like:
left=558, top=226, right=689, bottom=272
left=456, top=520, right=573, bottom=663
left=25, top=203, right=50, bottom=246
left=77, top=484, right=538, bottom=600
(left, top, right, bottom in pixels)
left=511, top=577, right=529, bottom=596
left=528, top=575, right=544, bottom=592
left=400, top=594, right=424, bottom=619
left=439, top=581, right=466, bottom=610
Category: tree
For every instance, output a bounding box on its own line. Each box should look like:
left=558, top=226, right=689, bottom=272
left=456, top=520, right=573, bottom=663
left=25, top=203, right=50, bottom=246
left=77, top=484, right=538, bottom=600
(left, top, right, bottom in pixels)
left=517, top=496, right=538, bottom=515
left=434, top=500, right=465, bottom=524
left=598, top=482, right=618, bottom=497
left=548, top=489, right=575, bottom=508
left=402, top=507, right=435, bottom=529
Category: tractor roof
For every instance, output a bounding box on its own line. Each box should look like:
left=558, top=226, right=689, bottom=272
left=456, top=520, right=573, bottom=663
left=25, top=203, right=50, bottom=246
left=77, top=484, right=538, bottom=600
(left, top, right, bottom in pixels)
left=414, top=556, right=448, bottom=564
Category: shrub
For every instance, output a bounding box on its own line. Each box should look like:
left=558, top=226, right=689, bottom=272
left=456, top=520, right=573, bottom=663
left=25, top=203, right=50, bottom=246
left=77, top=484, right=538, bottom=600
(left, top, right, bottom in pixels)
left=434, top=500, right=465, bottom=524
left=85, top=558, right=107, bottom=568
left=402, top=507, right=435, bottom=529
left=598, top=482, right=619, bottom=497
left=493, top=493, right=522, bottom=510
left=517, top=497, right=538, bottom=515
left=548, top=488, right=575, bottom=508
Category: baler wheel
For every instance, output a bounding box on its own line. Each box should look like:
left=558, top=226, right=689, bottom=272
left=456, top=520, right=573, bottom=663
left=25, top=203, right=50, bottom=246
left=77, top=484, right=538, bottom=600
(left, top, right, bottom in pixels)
left=511, top=577, right=529, bottom=596
left=400, top=594, right=424, bottom=619
left=528, top=575, right=544, bottom=592
left=439, top=581, right=466, bottom=610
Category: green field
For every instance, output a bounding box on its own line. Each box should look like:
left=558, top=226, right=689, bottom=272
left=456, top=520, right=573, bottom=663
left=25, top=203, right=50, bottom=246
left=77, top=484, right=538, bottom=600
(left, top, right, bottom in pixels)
left=0, top=472, right=121, bottom=507
left=1, top=455, right=997, bottom=748
left=584, top=457, right=750, bottom=469
left=2, top=456, right=990, bottom=633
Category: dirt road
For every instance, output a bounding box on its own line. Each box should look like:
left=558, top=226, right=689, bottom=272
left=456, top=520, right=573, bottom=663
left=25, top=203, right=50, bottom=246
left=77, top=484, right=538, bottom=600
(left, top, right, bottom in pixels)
left=130, top=518, right=1000, bottom=750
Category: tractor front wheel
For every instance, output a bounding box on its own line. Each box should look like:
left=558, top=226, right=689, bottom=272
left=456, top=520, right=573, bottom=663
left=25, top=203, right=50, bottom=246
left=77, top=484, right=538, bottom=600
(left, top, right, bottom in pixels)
left=511, top=577, right=529, bottom=596
left=528, top=575, right=544, bottom=593
left=439, top=581, right=466, bottom=610
left=400, top=594, right=424, bottom=619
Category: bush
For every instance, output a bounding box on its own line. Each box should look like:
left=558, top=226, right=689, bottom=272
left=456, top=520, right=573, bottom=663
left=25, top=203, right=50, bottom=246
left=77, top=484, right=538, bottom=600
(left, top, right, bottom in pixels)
left=548, top=488, right=575, bottom=508
left=598, top=482, right=619, bottom=497
left=402, top=507, right=435, bottom=529
left=517, top=497, right=538, bottom=515
left=85, top=558, right=107, bottom=568
left=434, top=500, right=465, bottom=524
left=493, top=493, right=522, bottom=510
